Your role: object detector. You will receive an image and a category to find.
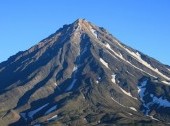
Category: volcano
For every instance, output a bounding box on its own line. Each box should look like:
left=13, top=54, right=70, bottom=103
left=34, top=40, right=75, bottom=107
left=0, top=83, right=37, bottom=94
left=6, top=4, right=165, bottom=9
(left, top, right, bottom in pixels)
left=0, top=19, right=170, bottom=126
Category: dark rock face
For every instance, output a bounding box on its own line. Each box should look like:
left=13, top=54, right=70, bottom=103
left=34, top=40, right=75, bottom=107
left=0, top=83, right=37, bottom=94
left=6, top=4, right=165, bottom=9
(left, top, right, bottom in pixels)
left=0, top=19, right=170, bottom=126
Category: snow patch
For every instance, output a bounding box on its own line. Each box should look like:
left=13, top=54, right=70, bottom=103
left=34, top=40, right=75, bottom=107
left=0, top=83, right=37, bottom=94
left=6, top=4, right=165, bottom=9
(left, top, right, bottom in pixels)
left=129, top=107, right=137, bottom=111
left=96, top=80, right=99, bottom=84
left=45, top=105, right=57, bottom=115
left=148, top=115, right=159, bottom=121
left=128, top=113, right=133, bottom=116
left=90, top=28, right=98, bottom=38
left=111, top=74, right=116, bottom=83
left=47, top=115, right=58, bottom=121
left=28, top=103, right=49, bottom=119
left=83, top=118, right=87, bottom=121
left=54, top=82, right=58, bottom=86
left=111, top=97, right=126, bottom=107
left=161, top=81, right=170, bottom=85
left=100, top=58, right=110, bottom=69
left=73, top=65, right=77, bottom=72
left=105, top=43, right=111, bottom=49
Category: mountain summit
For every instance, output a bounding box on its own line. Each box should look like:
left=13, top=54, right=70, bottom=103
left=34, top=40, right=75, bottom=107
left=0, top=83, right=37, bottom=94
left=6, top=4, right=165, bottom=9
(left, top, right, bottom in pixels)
left=0, top=19, right=170, bottom=126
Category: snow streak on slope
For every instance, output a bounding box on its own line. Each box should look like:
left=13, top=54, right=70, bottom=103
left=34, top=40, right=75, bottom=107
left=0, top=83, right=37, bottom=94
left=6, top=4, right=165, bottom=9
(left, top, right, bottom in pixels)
left=128, top=113, right=133, bottom=116
left=129, top=107, right=137, bottom=111
left=100, top=58, right=110, bottom=69
left=119, top=87, right=137, bottom=100
left=47, top=115, right=58, bottom=121
left=111, top=97, right=138, bottom=112
left=111, top=73, right=137, bottom=100
left=111, top=97, right=126, bottom=107
left=116, top=42, right=170, bottom=81
left=105, top=43, right=156, bottom=78
left=161, top=81, right=170, bottom=85
left=148, top=116, right=159, bottom=121
left=89, top=26, right=98, bottom=39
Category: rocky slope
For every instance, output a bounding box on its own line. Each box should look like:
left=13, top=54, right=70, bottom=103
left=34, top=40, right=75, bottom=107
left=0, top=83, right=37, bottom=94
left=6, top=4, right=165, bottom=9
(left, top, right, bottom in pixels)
left=0, top=19, right=170, bottom=126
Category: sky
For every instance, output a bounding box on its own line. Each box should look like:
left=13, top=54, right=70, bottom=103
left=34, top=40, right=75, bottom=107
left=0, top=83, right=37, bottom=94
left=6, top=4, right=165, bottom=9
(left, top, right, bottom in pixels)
left=0, top=0, right=170, bottom=65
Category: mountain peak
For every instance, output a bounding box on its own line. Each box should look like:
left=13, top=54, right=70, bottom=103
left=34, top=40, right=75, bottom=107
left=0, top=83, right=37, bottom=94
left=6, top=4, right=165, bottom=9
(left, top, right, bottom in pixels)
left=75, top=18, right=86, bottom=23
left=72, top=18, right=87, bottom=28
left=1, top=19, right=170, bottom=126
left=68, top=18, right=99, bottom=41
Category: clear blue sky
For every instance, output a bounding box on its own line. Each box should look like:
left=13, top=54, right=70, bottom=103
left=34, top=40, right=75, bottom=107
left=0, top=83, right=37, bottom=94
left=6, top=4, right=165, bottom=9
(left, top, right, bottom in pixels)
left=0, top=0, right=170, bottom=65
